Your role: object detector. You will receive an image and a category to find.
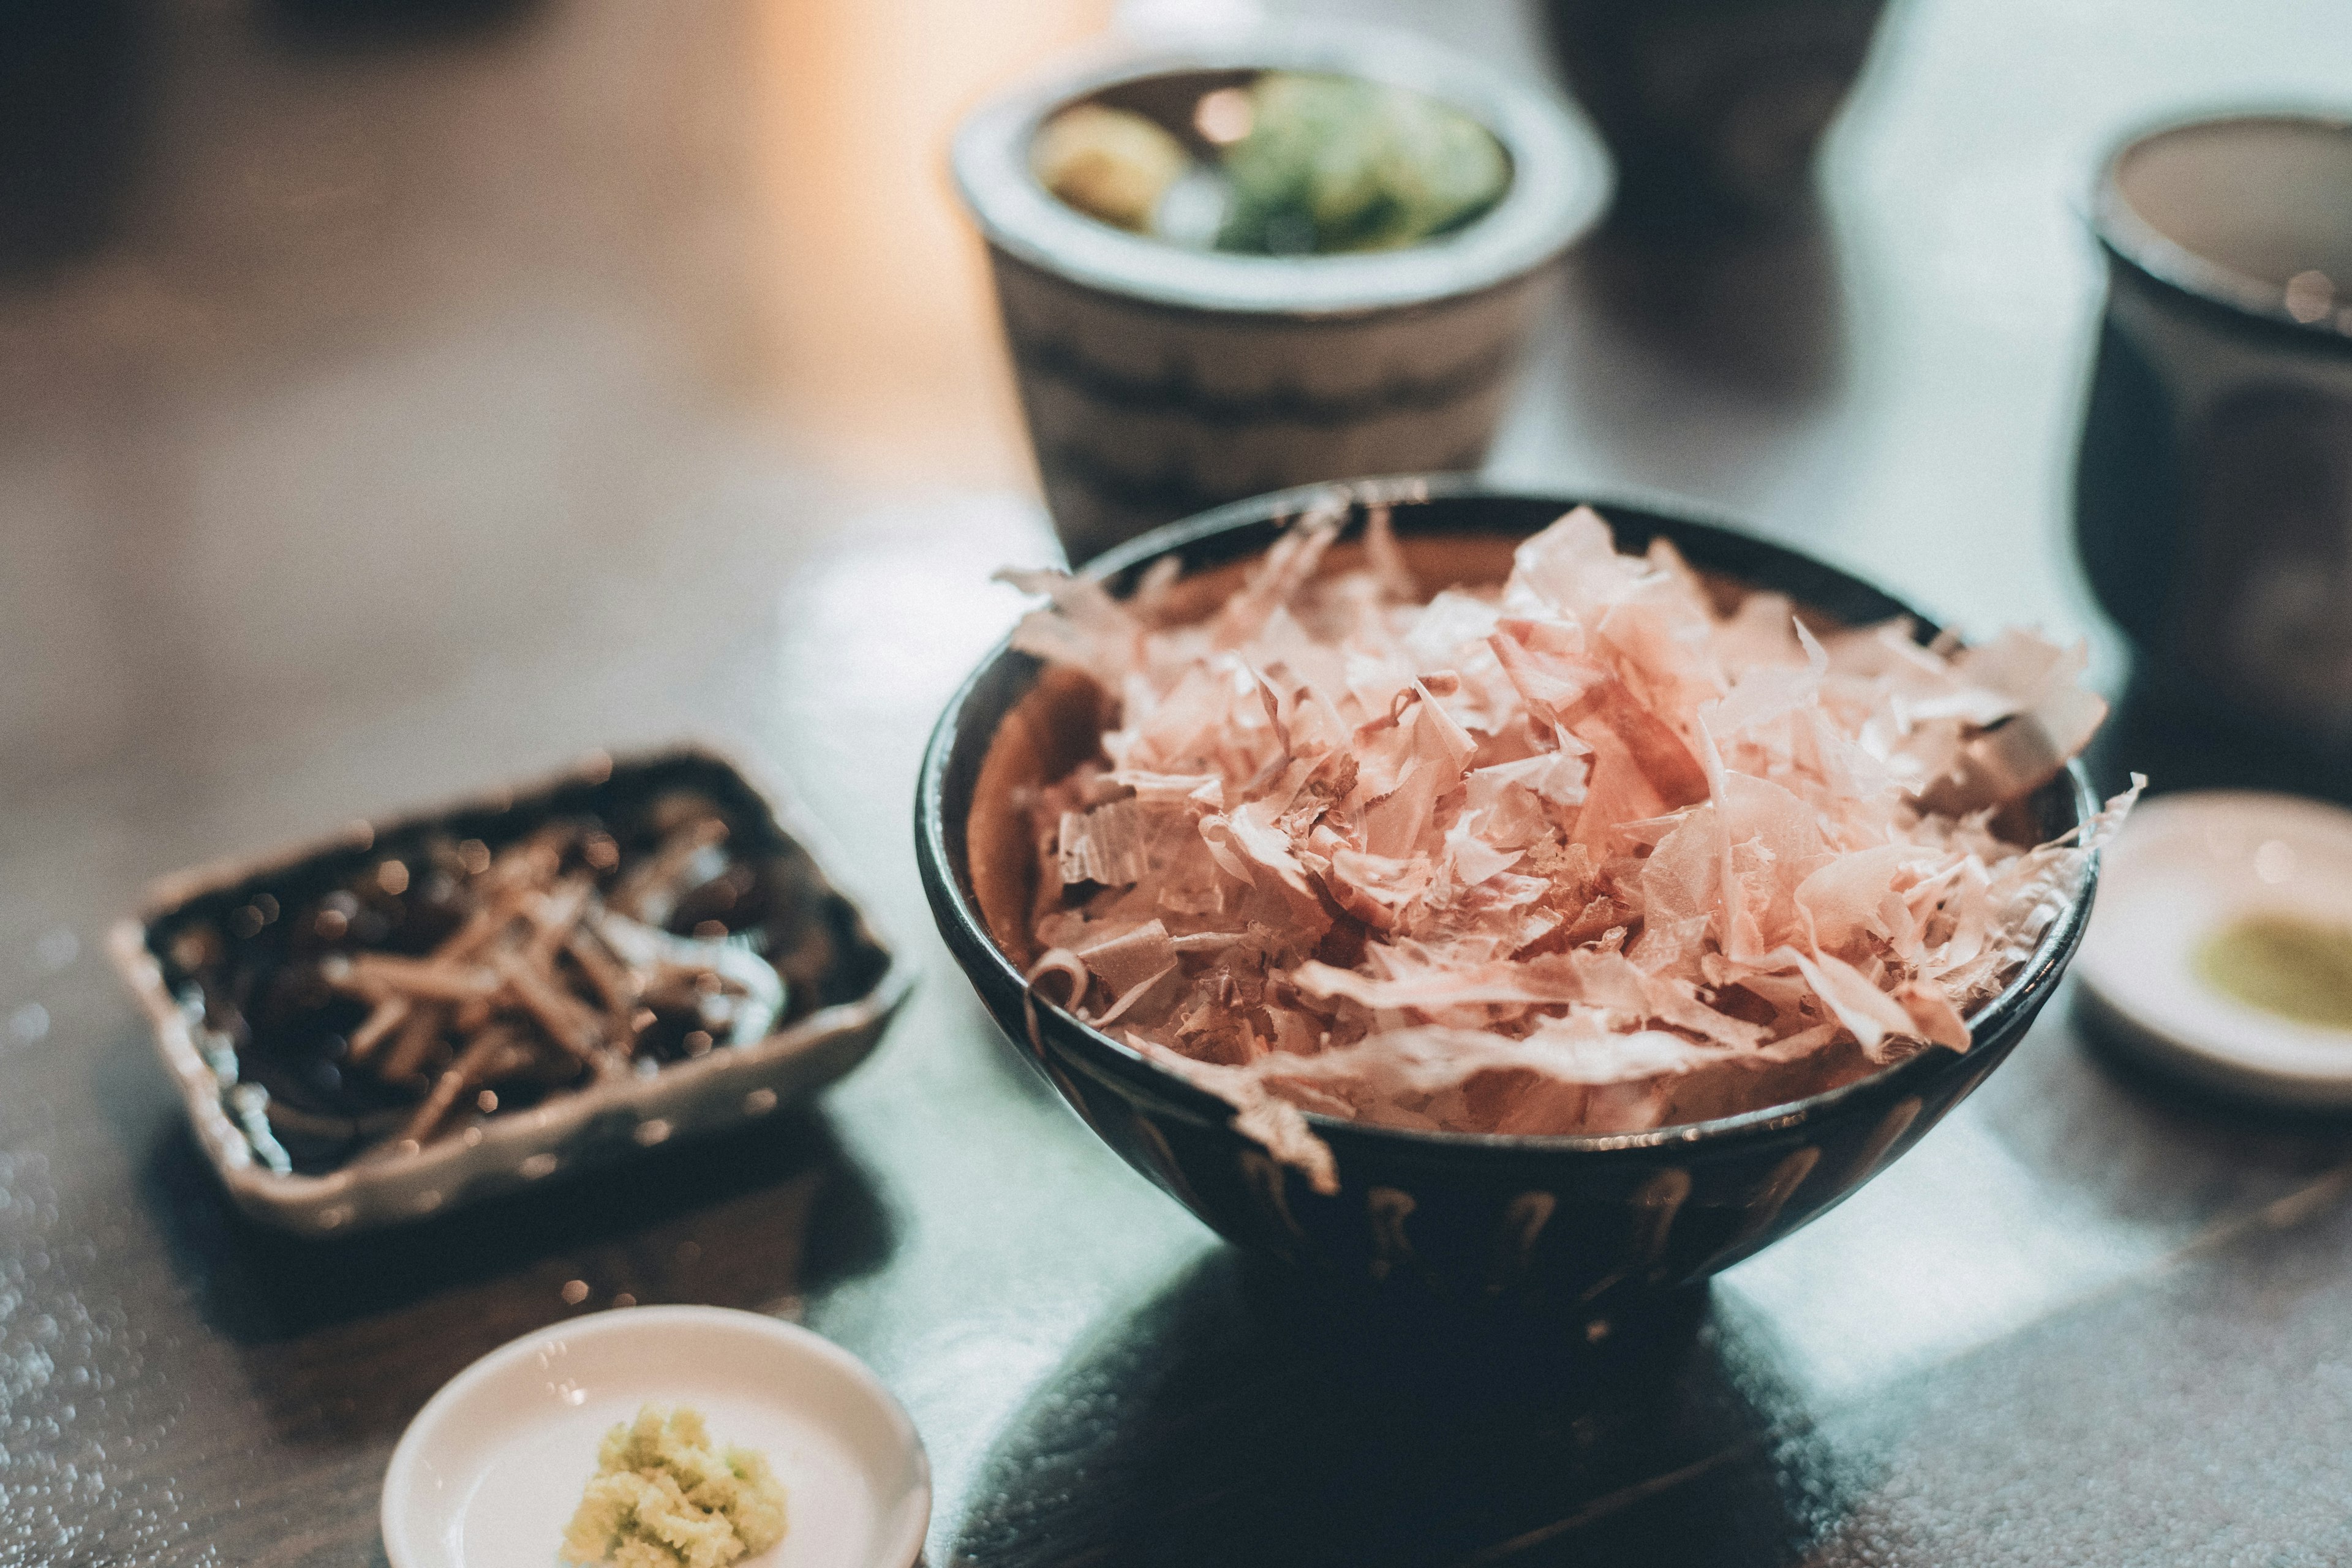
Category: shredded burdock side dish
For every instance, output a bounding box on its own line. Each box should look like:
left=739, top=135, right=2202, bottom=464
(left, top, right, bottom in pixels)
left=1003, top=507, right=2139, bottom=1188
left=165, top=790, right=790, bottom=1170
left=315, top=814, right=784, bottom=1151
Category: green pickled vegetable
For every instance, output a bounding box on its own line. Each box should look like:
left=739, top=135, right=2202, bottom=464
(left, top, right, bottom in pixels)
left=1216, top=72, right=1510, bottom=255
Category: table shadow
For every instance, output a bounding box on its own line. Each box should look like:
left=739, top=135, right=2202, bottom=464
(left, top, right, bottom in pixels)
left=1535, top=213, right=1850, bottom=509
left=1566, top=214, right=1847, bottom=406
left=949, top=1248, right=1841, bottom=1568
left=2086, top=662, right=2352, bottom=806
left=2075, top=989, right=2352, bottom=1137
left=0, top=0, right=150, bottom=277
left=260, top=0, right=548, bottom=53
left=139, top=1098, right=895, bottom=1346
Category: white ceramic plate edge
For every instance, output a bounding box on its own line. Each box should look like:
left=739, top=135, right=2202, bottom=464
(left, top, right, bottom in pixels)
left=381, top=1305, right=930, bottom=1568
left=2079, top=789, right=2352, bottom=1106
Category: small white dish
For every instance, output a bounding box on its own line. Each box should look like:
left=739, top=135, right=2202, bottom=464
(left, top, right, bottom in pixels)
left=382, top=1305, right=929, bottom=1568
left=2078, top=789, right=2352, bottom=1106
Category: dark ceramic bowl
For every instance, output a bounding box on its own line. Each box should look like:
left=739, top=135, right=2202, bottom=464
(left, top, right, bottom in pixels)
left=917, top=478, right=2099, bottom=1323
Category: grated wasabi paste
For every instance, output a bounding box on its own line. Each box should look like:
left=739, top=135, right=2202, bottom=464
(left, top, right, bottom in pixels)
left=560, top=1405, right=786, bottom=1568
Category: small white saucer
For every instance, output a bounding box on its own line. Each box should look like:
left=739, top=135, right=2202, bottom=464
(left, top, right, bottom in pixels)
left=382, top=1305, right=929, bottom=1568
left=2079, top=789, right=2352, bottom=1107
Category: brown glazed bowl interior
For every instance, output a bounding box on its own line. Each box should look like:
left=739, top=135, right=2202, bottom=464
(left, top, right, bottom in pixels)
left=917, top=478, right=2098, bottom=1324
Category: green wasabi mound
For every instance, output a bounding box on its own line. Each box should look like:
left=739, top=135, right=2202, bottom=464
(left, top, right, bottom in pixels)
left=560, top=1405, right=788, bottom=1568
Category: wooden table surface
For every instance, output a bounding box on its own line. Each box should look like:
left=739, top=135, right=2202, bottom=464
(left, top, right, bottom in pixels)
left=6, top=1, right=2352, bottom=1564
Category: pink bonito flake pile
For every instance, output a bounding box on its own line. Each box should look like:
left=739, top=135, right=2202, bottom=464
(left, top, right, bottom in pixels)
left=1001, top=507, right=2133, bottom=1188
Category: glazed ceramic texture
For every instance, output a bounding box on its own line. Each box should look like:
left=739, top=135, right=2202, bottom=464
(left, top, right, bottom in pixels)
left=1544, top=0, right=1889, bottom=230
left=2076, top=115, right=2352, bottom=753
left=987, top=251, right=1544, bottom=565
left=952, top=27, right=1610, bottom=565
left=916, top=480, right=2100, bottom=1318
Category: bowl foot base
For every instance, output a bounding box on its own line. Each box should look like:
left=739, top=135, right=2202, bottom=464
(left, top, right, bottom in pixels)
left=1229, top=1248, right=1710, bottom=1397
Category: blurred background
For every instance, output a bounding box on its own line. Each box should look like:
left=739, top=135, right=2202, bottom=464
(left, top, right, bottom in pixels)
left=9, top=5, right=2352, bottom=1562
left=1, top=0, right=2345, bottom=818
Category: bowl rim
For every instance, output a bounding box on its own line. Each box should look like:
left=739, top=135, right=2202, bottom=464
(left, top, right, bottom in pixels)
left=949, top=20, right=1612, bottom=317
left=916, top=475, right=2103, bottom=1156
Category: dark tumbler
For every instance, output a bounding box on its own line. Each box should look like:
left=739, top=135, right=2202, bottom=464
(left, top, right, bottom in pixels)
left=1542, top=0, right=1888, bottom=230
left=2075, top=115, right=2352, bottom=754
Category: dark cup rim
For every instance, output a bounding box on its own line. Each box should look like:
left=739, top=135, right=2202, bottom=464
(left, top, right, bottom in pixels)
left=916, top=475, right=2103, bottom=1159
left=2090, top=109, right=2352, bottom=353
left=949, top=22, right=1611, bottom=318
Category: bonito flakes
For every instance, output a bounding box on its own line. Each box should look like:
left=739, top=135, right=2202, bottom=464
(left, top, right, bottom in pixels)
left=1001, top=507, right=2136, bottom=1189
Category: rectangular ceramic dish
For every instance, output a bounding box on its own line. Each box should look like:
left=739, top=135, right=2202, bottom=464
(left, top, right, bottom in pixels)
left=108, top=745, right=913, bottom=1236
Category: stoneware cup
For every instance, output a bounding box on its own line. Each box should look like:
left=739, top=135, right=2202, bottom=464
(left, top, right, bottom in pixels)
left=916, top=478, right=2100, bottom=1329
left=2076, top=113, right=2352, bottom=752
left=1542, top=0, right=1888, bottom=231
left=952, top=26, right=1610, bottom=565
